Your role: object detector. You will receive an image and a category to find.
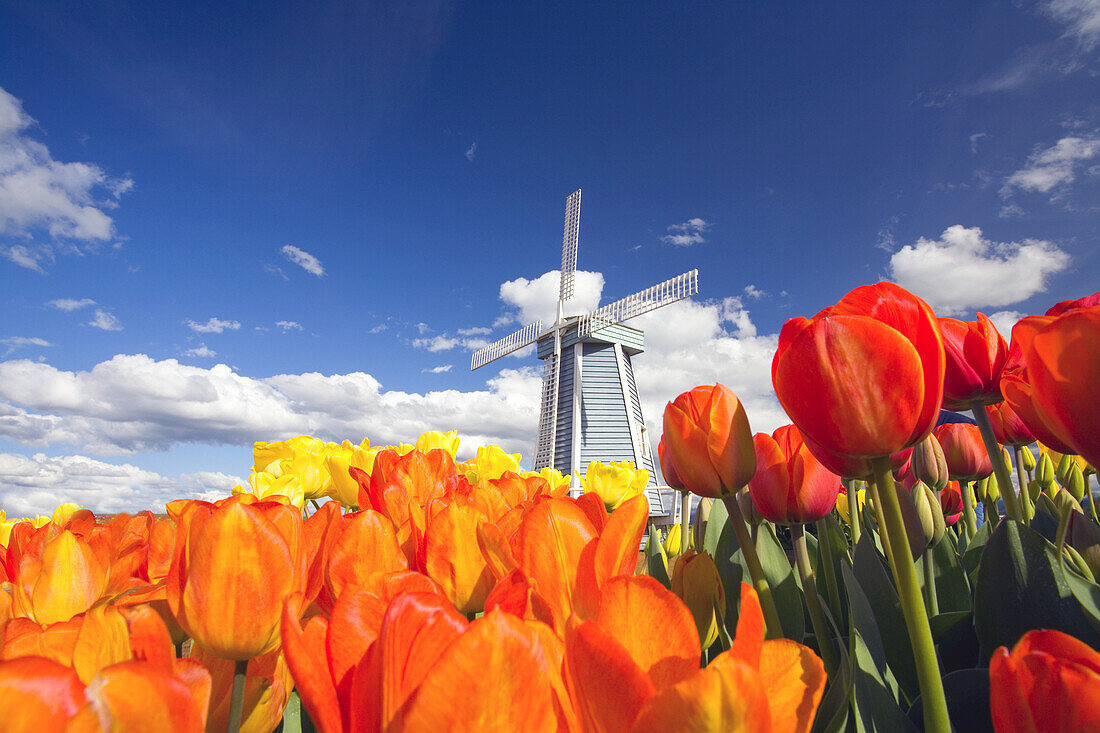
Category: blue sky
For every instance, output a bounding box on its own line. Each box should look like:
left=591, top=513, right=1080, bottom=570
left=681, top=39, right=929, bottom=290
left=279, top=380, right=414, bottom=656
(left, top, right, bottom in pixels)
left=1, top=1, right=1098, bottom=514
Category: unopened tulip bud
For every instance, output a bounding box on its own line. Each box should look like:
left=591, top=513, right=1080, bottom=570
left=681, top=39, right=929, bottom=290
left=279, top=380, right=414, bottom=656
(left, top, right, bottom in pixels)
left=692, top=497, right=712, bottom=552
left=1065, top=463, right=1086, bottom=502
left=1027, top=479, right=1042, bottom=501
left=895, top=481, right=933, bottom=560
left=1067, top=512, right=1100, bottom=581
left=1056, top=454, right=1075, bottom=487
left=670, top=550, right=726, bottom=649
left=976, top=474, right=1001, bottom=503
left=737, top=489, right=762, bottom=526
left=663, top=523, right=682, bottom=557
left=1036, top=454, right=1056, bottom=490
left=1052, top=487, right=1083, bottom=517
left=1020, top=445, right=1036, bottom=472
left=912, top=434, right=949, bottom=491
left=925, top=483, right=946, bottom=546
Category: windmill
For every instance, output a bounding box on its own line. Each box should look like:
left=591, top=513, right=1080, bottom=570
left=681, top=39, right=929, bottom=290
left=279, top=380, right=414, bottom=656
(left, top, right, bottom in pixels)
left=470, top=189, right=699, bottom=518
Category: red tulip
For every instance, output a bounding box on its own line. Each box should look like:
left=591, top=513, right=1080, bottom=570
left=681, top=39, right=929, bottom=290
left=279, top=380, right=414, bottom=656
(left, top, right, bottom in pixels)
left=1000, top=315, right=1079, bottom=456
left=772, top=282, right=945, bottom=459
left=1021, top=306, right=1100, bottom=469
left=933, top=423, right=993, bottom=481
left=939, top=483, right=962, bottom=526
left=939, top=313, right=1008, bottom=410
left=747, top=427, right=841, bottom=524
left=987, top=400, right=1036, bottom=447
left=1044, top=291, right=1100, bottom=317
left=990, top=629, right=1100, bottom=733
left=662, top=384, right=756, bottom=498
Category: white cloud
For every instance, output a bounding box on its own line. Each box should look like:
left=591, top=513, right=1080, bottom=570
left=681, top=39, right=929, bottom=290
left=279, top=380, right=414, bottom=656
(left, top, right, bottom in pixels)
left=2, top=336, right=52, bottom=357
left=457, top=326, right=491, bottom=336
left=185, top=344, right=216, bottom=358
left=0, top=86, right=132, bottom=269
left=1001, top=135, right=1100, bottom=196
left=48, top=298, right=96, bottom=311
left=1046, top=0, right=1100, bottom=50
left=743, top=284, right=765, bottom=300
left=970, top=132, right=987, bottom=154
left=186, top=317, right=241, bottom=334
left=498, top=269, right=603, bottom=325
left=986, top=310, right=1025, bottom=340
left=423, top=365, right=453, bottom=374
left=888, top=225, right=1070, bottom=315
left=660, top=218, right=711, bottom=247
left=412, top=334, right=489, bottom=353
left=281, top=245, right=324, bottom=276
left=465, top=142, right=477, bottom=161
left=275, top=320, right=303, bottom=332
left=0, top=354, right=543, bottom=459
left=0, top=452, right=242, bottom=517
left=87, top=309, right=122, bottom=331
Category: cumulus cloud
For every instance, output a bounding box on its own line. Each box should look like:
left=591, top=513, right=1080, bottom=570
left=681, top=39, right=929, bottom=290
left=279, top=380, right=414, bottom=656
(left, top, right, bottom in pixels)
left=888, top=225, right=1070, bottom=315
left=0, top=452, right=242, bottom=516
left=1001, top=135, right=1100, bottom=196
left=986, top=310, right=1025, bottom=340
left=457, top=326, right=491, bottom=336
left=276, top=320, right=302, bottom=332
left=1046, top=0, right=1100, bottom=50
left=87, top=309, right=122, bottom=331
left=0, top=355, right=543, bottom=459
left=412, top=334, right=489, bottom=353
left=497, top=269, right=603, bottom=325
left=186, top=317, right=241, bottom=334
left=0, top=86, right=132, bottom=271
left=281, top=245, right=325, bottom=276
left=423, top=365, right=453, bottom=373
left=47, top=298, right=96, bottom=311
left=743, top=284, right=766, bottom=300
left=660, top=218, right=711, bottom=247
left=2, top=336, right=51, bottom=356
left=465, top=142, right=477, bottom=161
left=185, top=344, right=216, bottom=358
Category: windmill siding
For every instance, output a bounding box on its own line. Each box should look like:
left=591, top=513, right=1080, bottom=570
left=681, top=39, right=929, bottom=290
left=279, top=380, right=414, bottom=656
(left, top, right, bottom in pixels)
left=579, top=343, right=636, bottom=467
left=551, top=347, right=575, bottom=476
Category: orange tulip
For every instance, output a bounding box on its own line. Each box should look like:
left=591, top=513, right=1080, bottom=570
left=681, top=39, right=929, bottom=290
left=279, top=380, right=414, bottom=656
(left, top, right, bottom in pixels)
left=933, top=423, right=993, bottom=481
left=939, top=313, right=1009, bottom=410
left=1001, top=315, right=1079, bottom=456
left=11, top=528, right=111, bottom=625
left=167, top=499, right=299, bottom=661
left=772, top=282, right=945, bottom=459
left=990, top=629, right=1100, bottom=733
left=939, top=482, right=963, bottom=526
left=747, top=427, right=840, bottom=524
left=662, top=384, right=757, bottom=497
left=987, top=400, right=1036, bottom=447
left=422, top=499, right=496, bottom=615
left=192, top=645, right=293, bottom=733
left=1021, top=306, right=1100, bottom=468
left=0, top=656, right=86, bottom=733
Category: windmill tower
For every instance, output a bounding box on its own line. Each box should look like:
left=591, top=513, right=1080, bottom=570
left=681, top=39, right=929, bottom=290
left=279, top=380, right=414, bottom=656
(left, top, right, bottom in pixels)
left=470, top=190, right=699, bottom=518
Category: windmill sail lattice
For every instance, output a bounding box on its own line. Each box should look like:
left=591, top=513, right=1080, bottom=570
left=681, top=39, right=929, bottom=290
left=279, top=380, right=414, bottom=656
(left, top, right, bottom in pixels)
left=470, top=189, right=699, bottom=518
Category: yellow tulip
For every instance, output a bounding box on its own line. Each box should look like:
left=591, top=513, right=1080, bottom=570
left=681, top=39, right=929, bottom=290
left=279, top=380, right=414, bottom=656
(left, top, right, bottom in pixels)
left=522, top=466, right=572, bottom=497
left=577, top=460, right=649, bottom=511
left=671, top=550, right=726, bottom=649
left=836, top=487, right=866, bottom=525
left=238, top=471, right=304, bottom=507
left=663, top=523, right=683, bottom=556
left=416, top=430, right=460, bottom=458
left=460, top=445, right=523, bottom=483
left=324, top=441, right=380, bottom=508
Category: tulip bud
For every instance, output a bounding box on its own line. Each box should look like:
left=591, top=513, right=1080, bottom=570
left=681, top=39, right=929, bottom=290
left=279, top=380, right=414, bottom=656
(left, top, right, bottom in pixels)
left=895, top=481, right=933, bottom=559
left=925, top=483, right=946, bottom=546
left=1067, top=511, right=1100, bottom=581
left=1019, top=445, right=1036, bottom=472
left=1027, top=479, right=1042, bottom=501
left=1056, top=454, right=1076, bottom=487
left=663, top=524, right=682, bottom=557
left=670, top=550, right=726, bottom=650
left=1036, top=453, right=1056, bottom=490
left=1052, top=487, right=1083, bottom=517
left=737, top=489, right=763, bottom=526
left=912, top=434, right=949, bottom=491
left=692, top=497, right=712, bottom=552
left=976, top=474, right=1001, bottom=504
left=1065, top=463, right=1086, bottom=502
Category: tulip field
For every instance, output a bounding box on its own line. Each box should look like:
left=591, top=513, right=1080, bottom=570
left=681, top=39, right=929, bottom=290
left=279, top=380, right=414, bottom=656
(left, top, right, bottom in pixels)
left=2, top=282, right=1100, bottom=733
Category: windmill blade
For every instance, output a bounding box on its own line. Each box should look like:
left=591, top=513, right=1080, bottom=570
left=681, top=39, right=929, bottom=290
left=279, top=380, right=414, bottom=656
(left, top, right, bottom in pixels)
left=559, top=189, right=581, bottom=302
left=470, top=320, right=545, bottom=370
left=578, top=269, right=698, bottom=337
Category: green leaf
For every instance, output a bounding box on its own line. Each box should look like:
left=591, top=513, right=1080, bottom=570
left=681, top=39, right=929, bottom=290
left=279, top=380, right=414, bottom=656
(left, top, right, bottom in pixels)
left=973, top=519, right=1100, bottom=661
left=811, top=629, right=852, bottom=733
left=961, top=520, right=993, bottom=580
left=841, top=561, right=899, bottom=700
left=1063, top=560, right=1100, bottom=636
left=929, top=536, right=972, bottom=612
left=850, top=630, right=919, bottom=733
left=928, top=610, right=971, bottom=641
left=851, top=536, right=920, bottom=705
left=815, top=515, right=851, bottom=634
left=703, top=495, right=729, bottom=557
left=751, top=523, right=805, bottom=643
left=906, top=669, right=993, bottom=733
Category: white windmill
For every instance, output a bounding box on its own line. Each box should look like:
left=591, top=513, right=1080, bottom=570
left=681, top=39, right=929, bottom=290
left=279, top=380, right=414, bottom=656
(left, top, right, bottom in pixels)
left=470, top=189, right=699, bottom=518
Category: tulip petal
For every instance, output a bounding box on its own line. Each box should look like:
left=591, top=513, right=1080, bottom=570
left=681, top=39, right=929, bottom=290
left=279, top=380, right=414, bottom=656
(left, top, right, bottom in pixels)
left=326, top=510, right=408, bottom=601
left=0, top=656, right=85, bottom=733
left=566, top=619, right=657, bottom=733
left=424, top=501, right=494, bottom=614
left=84, top=660, right=210, bottom=732
left=752, top=639, right=827, bottom=733
left=281, top=594, right=343, bottom=733
left=513, top=498, right=598, bottom=629
left=730, top=582, right=764, bottom=669
left=327, top=587, right=388, bottom=707
left=630, top=656, right=771, bottom=733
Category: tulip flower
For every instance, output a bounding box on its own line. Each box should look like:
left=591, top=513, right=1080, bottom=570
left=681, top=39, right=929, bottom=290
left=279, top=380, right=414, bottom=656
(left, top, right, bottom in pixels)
left=671, top=550, right=726, bottom=649
left=911, top=433, right=949, bottom=491
left=747, top=428, right=841, bottom=525
left=415, top=429, right=460, bottom=458
left=939, top=313, right=1009, bottom=410
left=990, top=629, right=1100, bottom=733
left=939, top=483, right=963, bottom=526
left=11, top=528, right=111, bottom=625
left=167, top=499, right=299, bottom=661
left=933, top=423, right=992, bottom=481
left=987, top=400, right=1036, bottom=447
left=458, top=445, right=523, bottom=483
left=662, top=384, right=756, bottom=498
left=577, top=460, right=649, bottom=512
left=836, top=485, right=866, bottom=526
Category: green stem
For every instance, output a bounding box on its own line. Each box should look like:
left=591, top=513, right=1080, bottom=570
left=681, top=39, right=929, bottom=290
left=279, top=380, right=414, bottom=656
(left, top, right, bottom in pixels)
left=680, top=490, right=692, bottom=555
left=815, top=518, right=843, bottom=621
left=867, top=477, right=899, bottom=581
left=845, top=479, right=862, bottom=549
left=227, top=659, right=249, bottom=733
left=983, top=498, right=999, bottom=529
left=792, top=524, right=838, bottom=675
left=870, top=456, right=951, bottom=733
left=1014, top=447, right=1034, bottom=523
left=973, top=405, right=1022, bottom=523
left=960, top=481, right=978, bottom=539
left=922, top=547, right=939, bottom=617
left=722, top=494, right=784, bottom=639
left=1087, top=473, right=1099, bottom=525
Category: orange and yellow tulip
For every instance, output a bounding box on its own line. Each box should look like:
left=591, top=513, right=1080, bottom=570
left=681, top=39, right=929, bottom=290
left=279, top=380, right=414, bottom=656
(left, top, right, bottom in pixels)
left=662, top=384, right=757, bottom=498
